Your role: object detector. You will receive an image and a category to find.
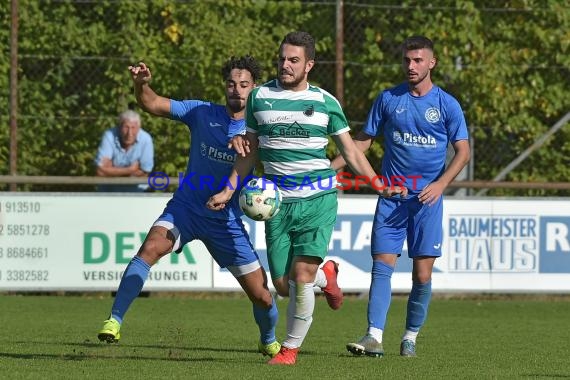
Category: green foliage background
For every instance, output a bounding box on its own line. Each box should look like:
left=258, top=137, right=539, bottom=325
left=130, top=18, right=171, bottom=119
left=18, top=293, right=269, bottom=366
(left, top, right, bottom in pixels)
left=1, top=0, right=569, bottom=195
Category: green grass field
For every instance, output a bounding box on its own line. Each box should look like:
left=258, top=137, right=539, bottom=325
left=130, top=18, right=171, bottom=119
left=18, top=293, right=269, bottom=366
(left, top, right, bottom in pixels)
left=0, top=293, right=568, bottom=379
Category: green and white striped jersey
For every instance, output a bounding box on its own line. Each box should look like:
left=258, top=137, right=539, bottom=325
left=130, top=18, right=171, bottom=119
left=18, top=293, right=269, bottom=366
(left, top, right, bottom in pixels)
left=246, top=79, right=350, bottom=202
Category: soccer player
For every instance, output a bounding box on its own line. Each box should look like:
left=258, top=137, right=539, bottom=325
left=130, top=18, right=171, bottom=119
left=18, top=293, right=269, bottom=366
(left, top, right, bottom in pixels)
left=97, top=56, right=282, bottom=358
left=207, top=31, right=402, bottom=365
left=333, top=35, right=470, bottom=357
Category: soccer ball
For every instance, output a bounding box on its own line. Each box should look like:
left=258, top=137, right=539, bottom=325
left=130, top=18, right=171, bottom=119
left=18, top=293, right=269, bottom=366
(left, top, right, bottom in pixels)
left=239, top=178, right=282, bottom=221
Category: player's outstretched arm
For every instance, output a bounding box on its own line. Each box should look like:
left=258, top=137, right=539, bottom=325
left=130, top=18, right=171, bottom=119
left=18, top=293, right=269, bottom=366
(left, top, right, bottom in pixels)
left=333, top=131, right=407, bottom=198
left=333, top=131, right=381, bottom=187
left=330, top=131, right=373, bottom=171
left=128, top=62, right=170, bottom=118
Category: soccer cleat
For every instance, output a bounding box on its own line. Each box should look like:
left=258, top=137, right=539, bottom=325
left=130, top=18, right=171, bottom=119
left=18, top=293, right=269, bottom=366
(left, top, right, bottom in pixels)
left=321, top=260, right=343, bottom=310
left=400, top=339, right=417, bottom=357
left=267, top=346, right=299, bottom=365
left=98, top=318, right=121, bottom=343
left=346, top=334, right=384, bottom=357
left=258, top=340, right=281, bottom=358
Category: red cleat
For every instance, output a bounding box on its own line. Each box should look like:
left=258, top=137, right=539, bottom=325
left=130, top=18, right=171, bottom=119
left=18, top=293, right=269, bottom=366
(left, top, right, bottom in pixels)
left=267, top=346, right=299, bottom=365
left=321, top=260, right=343, bottom=310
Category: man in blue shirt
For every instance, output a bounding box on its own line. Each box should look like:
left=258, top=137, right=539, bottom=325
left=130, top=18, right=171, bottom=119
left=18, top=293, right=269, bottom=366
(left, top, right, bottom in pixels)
left=97, top=56, right=281, bottom=358
left=95, top=109, right=154, bottom=192
left=333, top=36, right=470, bottom=357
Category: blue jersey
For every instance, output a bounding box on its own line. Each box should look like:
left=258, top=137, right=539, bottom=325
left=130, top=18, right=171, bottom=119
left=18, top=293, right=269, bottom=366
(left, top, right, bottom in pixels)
left=363, top=83, right=468, bottom=194
left=170, top=99, right=245, bottom=220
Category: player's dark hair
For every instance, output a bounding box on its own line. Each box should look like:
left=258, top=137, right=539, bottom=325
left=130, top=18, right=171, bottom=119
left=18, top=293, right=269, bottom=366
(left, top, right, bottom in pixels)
left=280, top=31, right=316, bottom=61
left=402, top=35, right=434, bottom=53
left=221, top=55, right=262, bottom=83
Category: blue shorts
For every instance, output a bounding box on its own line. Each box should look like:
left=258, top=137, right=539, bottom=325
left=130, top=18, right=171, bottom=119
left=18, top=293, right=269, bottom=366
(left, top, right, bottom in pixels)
left=371, top=195, right=443, bottom=258
left=152, top=198, right=260, bottom=277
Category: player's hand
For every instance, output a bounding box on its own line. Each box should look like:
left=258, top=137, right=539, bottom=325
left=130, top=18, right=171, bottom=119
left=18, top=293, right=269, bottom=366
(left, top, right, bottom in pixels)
left=418, top=181, right=444, bottom=205
left=371, top=176, right=408, bottom=198
left=228, top=135, right=250, bottom=157
left=379, top=185, right=408, bottom=198
left=206, top=189, right=235, bottom=211
left=128, top=62, right=152, bottom=85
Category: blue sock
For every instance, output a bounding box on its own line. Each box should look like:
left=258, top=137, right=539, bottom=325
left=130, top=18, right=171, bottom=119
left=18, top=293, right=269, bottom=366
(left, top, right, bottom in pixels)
left=367, top=260, right=394, bottom=330
left=110, top=256, right=150, bottom=324
left=406, top=281, right=432, bottom=332
left=253, top=298, right=279, bottom=345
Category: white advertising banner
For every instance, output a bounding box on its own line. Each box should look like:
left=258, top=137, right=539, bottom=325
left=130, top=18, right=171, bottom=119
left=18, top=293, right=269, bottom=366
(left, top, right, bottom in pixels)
left=329, top=197, right=570, bottom=292
left=1, top=193, right=569, bottom=292
left=0, top=193, right=212, bottom=291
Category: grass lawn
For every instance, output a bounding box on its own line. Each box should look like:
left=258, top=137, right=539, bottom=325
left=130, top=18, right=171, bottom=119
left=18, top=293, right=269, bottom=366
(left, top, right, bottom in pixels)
left=0, top=293, right=569, bottom=379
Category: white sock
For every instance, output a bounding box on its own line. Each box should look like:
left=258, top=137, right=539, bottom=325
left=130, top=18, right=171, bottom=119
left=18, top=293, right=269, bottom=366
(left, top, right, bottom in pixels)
left=402, top=329, right=419, bottom=343
left=313, top=268, right=327, bottom=289
left=283, top=280, right=314, bottom=349
left=367, top=327, right=383, bottom=343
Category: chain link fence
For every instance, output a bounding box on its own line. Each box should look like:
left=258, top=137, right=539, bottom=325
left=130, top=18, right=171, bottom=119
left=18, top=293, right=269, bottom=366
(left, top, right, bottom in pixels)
left=3, top=0, right=569, bottom=195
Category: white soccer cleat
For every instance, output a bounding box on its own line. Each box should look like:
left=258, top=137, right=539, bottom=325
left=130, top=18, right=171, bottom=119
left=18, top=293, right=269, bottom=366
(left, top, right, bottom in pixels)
left=346, top=334, right=384, bottom=357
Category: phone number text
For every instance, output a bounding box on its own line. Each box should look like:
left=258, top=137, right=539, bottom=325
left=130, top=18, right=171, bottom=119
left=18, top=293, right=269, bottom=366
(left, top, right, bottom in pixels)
left=0, top=201, right=41, bottom=214
left=0, top=270, right=49, bottom=281
left=0, top=224, right=50, bottom=236
left=0, top=247, right=48, bottom=259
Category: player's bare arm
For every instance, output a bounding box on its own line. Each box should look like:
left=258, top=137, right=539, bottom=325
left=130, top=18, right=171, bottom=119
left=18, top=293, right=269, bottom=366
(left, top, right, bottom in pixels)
left=330, top=131, right=373, bottom=171
left=332, top=131, right=408, bottom=198
left=207, top=132, right=259, bottom=210
left=333, top=132, right=383, bottom=190
left=128, top=62, right=171, bottom=117
left=418, top=139, right=470, bottom=205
